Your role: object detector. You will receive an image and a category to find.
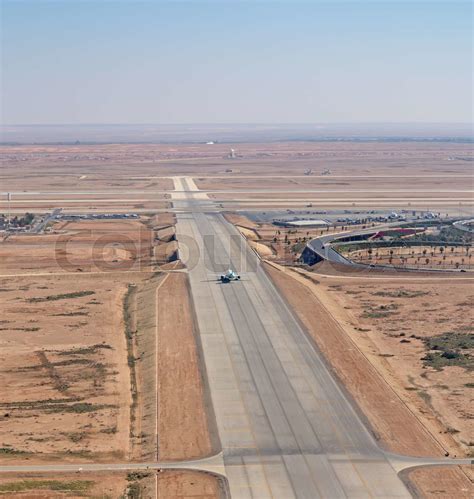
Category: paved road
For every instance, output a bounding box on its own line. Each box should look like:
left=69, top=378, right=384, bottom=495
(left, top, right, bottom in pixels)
left=31, top=208, right=62, bottom=234
left=304, top=222, right=474, bottom=273
left=174, top=179, right=412, bottom=498
left=453, top=219, right=474, bottom=233
left=0, top=453, right=226, bottom=476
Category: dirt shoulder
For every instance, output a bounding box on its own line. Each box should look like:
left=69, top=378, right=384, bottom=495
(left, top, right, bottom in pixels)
left=0, top=470, right=225, bottom=498
left=222, top=212, right=258, bottom=229
left=265, top=263, right=446, bottom=457
left=128, top=271, right=218, bottom=461
left=156, top=471, right=224, bottom=499
left=156, top=272, right=218, bottom=460
left=266, top=262, right=472, bottom=497
left=123, top=271, right=223, bottom=497
left=402, top=466, right=473, bottom=498
left=0, top=472, right=129, bottom=498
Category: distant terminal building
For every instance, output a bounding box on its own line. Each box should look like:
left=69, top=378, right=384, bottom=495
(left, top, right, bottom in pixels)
left=273, top=219, right=330, bottom=228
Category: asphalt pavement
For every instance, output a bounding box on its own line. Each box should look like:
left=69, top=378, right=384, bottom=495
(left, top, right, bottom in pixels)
left=174, top=179, right=412, bottom=498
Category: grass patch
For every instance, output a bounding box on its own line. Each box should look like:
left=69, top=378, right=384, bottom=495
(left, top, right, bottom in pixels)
left=0, top=447, right=27, bottom=455
left=63, top=402, right=114, bottom=414
left=0, top=400, right=113, bottom=414
left=372, top=289, right=429, bottom=298
left=421, top=331, right=474, bottom=371
left=125, top=472, right=150, bottom=499
left=418, top=390, right=432, bottom=406
left=100, top=426, right=117, bottom=434
left=424, top=332, right=474, bottom=351
left=363, top=303, right=399, bottom=319
left=291, top=241, right=306, bottom=254
left=65, top=432, right=86, bottom=443
left=123, top=284, right=138, bottom=435
left=28, top=291, right=95, bottom=303
left=26, top=437, right=49, bottom=442
left=0, top=480, right=93, bottom=494
left=126, top=472, right=151, bottom=481
left=446, top=427, right=460, bottom=434
left=363, top=311, right=393, bottom=318
left=126, top=482, right=141, bottom=499
left=52, top=311, right=90, bottom=317
left=421, top=351, right=473, bottom=371
left=51, top=358, right=94, bottom=367
left=0, top=327, right=40, bottom=332
left=57, top=343, right=112, bottom=356
left=0, top=397, right=80, bottom=408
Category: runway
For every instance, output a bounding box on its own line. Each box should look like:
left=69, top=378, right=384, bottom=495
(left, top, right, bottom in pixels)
left=0, top=177, right=468, bottom=495
left=175, top=198, right=412, bottom=497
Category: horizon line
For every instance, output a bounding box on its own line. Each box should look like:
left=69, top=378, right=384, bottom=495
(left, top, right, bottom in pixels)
left=2, top=122, right=473, bottom=127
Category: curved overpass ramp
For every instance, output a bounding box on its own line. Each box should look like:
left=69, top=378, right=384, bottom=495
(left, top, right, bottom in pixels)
left=302, top=219, right=473, bottom=271
left=302, top=228, right=379, bottom=267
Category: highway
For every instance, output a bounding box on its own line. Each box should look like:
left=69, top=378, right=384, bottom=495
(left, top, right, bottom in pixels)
left=174, top=178, right=412, bottom=498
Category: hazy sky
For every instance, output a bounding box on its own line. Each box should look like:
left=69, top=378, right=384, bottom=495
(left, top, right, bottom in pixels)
left=2, top=1, right=472, bottom=124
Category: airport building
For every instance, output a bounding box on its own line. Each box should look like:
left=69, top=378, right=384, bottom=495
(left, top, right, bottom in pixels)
left=273, top=219, right=330, bottom=228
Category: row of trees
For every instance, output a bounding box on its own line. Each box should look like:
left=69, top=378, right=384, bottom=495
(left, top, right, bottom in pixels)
left=357, top=245, right=472, bottom=268
left=364, top=245, right=471, bottom=258
left=1, top=212, right=35, bottom=227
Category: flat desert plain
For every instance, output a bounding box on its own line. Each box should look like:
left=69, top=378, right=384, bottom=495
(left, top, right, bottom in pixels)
left=0, top=207, right=221, bottom=496
left=1, top=140, right=472, bottom=497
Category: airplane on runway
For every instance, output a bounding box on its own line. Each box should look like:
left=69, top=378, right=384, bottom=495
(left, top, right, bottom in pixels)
left=219, top=268, right=241, bottom=283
